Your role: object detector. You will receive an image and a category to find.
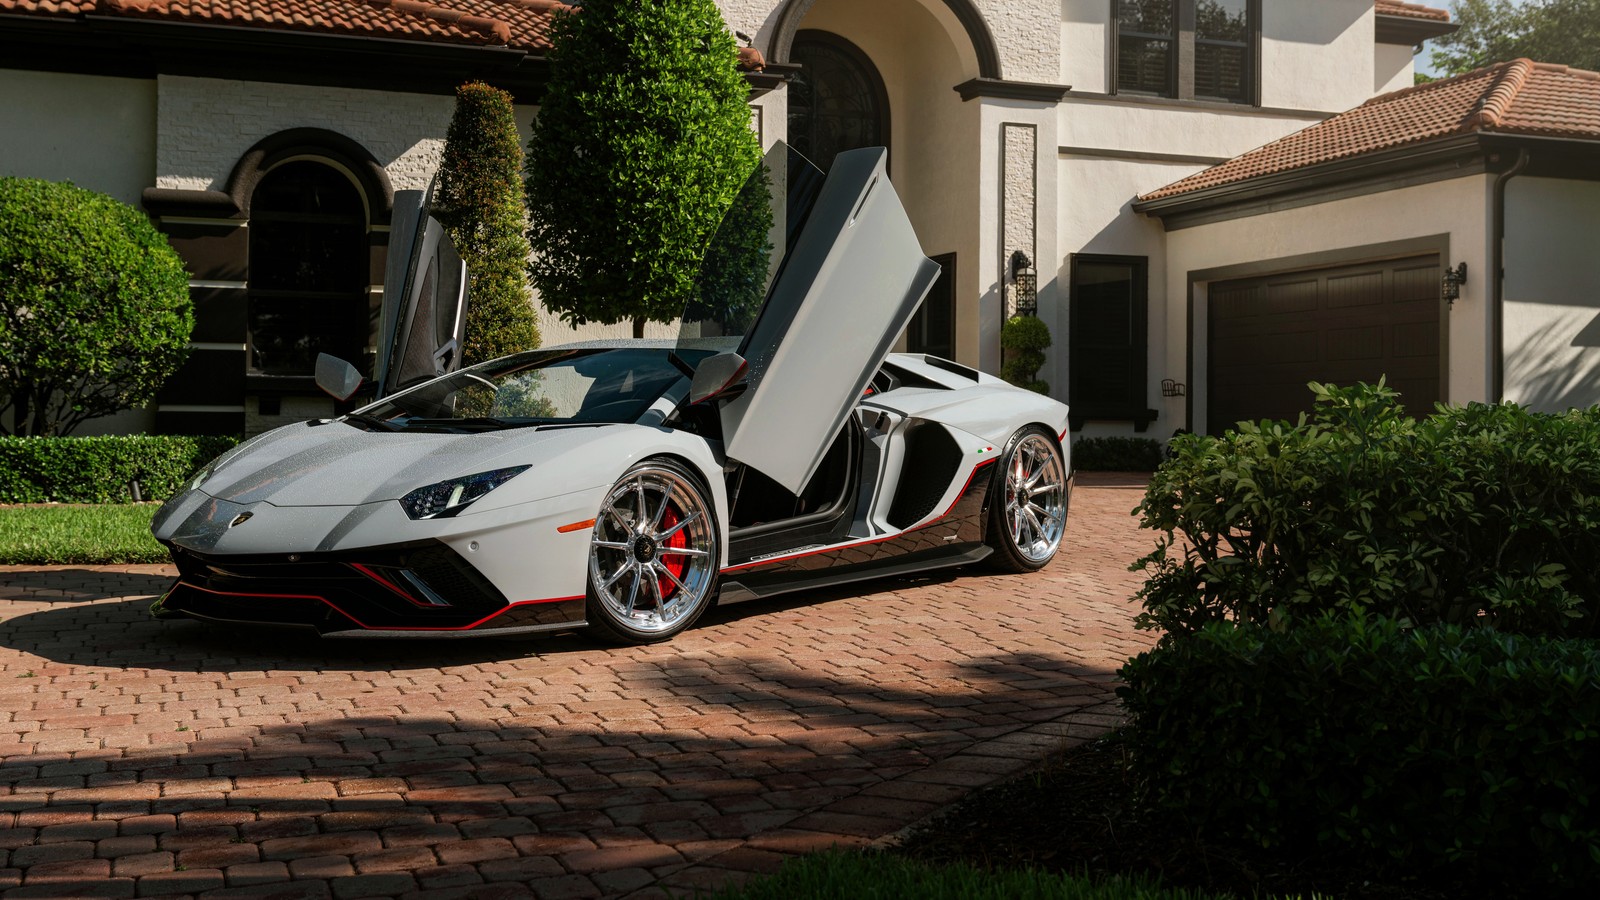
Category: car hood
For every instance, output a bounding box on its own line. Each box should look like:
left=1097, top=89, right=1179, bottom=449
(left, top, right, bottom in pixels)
left=198, top=420, right=618, bottom=508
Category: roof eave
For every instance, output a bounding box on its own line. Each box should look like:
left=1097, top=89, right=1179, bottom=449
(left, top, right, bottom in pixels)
left=1375, top=13, right=1459, bottom=46
left=1132, top=133, right=1487, bottom=220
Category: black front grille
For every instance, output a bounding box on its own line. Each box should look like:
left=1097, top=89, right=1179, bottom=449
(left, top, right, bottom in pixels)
left=162, top=541, right=510, bottom=631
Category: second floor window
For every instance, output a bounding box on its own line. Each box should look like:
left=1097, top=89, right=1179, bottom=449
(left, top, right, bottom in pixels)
left=1115, top=0, right=1256, bottom=104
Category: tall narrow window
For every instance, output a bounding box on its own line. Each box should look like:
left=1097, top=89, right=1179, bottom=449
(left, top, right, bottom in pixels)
left=1070, top=255, right=1154, bottom=429
left=788, top=31, right=889, bottom=173
left=1116, top=0, right=1177, bottom=96
left=247, top=161, right=368, bottom=377
left=1194, top=0, right=1250, bottom=102
left=1114, top=0, right=1257, bottom=105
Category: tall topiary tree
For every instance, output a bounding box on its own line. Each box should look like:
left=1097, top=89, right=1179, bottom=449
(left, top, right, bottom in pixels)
left=525, top=0, right=763, bottom=337
left=435, top=81, right=541, bottom=365
left=0, top=177, right=192, bottom=437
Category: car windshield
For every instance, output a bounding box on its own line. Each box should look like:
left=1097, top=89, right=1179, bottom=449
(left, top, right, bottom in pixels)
left=349, top=347, right=714, bottom=433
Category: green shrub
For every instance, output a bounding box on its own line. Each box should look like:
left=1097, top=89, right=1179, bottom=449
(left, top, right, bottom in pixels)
left=1000, top=315, right=1051, bottom=394
left=714, top=849, right=1232, bottom=900
left=0, top=435, right=238, bottom=504
left=1134, top=381, right=1600, bottom=638
left=1118, top=615, right=1600, bottom=886
left=525, top=0, right=762, bottom=336
left=436, top=82, right=540, bottom=365
left=1072, top=436, right=1165, bottom=471
left=0, top=177, right=192, bottom=436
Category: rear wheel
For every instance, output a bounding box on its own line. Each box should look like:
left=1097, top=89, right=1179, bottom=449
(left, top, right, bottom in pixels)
left=984, top=426, right=1068, bottom=572
left=586, top=459, right=720, bottom=644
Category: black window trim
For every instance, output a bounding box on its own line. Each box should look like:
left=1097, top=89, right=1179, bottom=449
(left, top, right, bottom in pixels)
left=1068, top=253, right=1158, bottom=432
left=1111, top=0, right=1262, bottom=107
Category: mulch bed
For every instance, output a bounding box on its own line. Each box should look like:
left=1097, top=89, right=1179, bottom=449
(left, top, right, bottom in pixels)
left=889, top=734, right=1498, bottom=899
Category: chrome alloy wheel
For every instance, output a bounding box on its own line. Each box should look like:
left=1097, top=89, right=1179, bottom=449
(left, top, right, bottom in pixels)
left=588, top=465, right=717, bottom=636
left=1003, top=433, right=1067, bottom=563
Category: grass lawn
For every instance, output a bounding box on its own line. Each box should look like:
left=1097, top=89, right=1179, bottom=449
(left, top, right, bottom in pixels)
left=0, top=503, right=165, bottom=564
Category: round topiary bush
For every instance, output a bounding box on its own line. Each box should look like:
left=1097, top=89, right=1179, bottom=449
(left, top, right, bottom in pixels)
left=0, top=177, right=192, bottom=436
left=1000, top=315, right=1051, bottom=394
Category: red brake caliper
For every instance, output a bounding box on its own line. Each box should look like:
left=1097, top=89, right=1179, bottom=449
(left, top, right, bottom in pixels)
left=656, top=505, right=688, bottom=599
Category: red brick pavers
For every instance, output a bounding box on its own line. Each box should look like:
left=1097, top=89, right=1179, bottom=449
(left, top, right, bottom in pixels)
left=0, top=476, right=1154, bottom=898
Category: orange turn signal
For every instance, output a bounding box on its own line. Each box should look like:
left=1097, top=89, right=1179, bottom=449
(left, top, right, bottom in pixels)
left=557, top=519, right=596, bottom=534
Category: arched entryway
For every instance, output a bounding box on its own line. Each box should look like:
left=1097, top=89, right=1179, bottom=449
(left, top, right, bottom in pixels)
left=788, top=31, right=889, bottom=174
left=773, top=0, right=989, bottom=368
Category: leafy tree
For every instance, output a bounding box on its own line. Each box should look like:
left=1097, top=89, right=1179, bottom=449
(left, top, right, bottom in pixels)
left=0, top=178, right=192, bottom=437
left=525, top=0, right=763, bottom=337
left=435, top=81, right=541, bottom=365
left=1430, top=0, right=1600, bottom=76
left=1000, top=315, right=1052, bottom=395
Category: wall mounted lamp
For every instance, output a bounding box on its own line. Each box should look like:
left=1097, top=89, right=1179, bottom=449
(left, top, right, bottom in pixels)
left=1441, top=262, right=1468, bottom=305
left=1010, top=250, right=1037, bottom=317
left=1161, top=379, right=1186, bottom=398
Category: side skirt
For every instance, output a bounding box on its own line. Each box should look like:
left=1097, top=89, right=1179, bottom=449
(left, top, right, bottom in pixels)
left=718, top=543, right=992, bottom=605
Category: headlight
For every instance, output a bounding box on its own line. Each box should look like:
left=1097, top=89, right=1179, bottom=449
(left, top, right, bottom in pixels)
left=399, top=466, right=530, bottom=520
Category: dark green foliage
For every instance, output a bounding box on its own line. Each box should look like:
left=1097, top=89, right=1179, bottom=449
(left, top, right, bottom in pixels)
left=1000, top=315, right=1051, bottom=394
left=0, top=435, right=238, bottom=504
left=436, top=82, right=541, bottom=365
left=524, top=0, right=762, bottom=334
left=0, top=178, right=192, bottom=436
left=714, top=849, right=1229, bottom=900
left=1071, top=437, right=1165, bottom=472
left=686, top=161, right=774, bottom=334
left=1134, top=381, right=1600, bottom=638
left=1431, top=0, right=1600, bottom=76
left=1118, top=615, right=1600, bottom=886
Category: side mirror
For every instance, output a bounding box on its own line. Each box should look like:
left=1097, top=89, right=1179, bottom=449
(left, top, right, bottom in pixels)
left=688, top=352, right=748, bottom=405
left=315, top=353, right=363, bottom=402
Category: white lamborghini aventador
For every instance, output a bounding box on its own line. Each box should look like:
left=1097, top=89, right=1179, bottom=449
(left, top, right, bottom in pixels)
left=151, top=144, right=1073, bottom=644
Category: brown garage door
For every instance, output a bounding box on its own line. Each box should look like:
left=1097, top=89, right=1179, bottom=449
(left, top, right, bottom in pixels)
left=1208, top=255, right=1441, bottom=435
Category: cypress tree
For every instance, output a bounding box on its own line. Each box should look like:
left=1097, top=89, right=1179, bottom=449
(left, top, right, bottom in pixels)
left=436, top=81, right=541, bottom=365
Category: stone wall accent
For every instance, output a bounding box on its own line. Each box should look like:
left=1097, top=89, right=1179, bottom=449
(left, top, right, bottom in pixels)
left=1002, top=122, right=1037, bottom=317
left=155, top=75, right=454, bottom=193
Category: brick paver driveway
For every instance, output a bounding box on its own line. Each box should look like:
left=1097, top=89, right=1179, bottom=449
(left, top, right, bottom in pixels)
left=0, top=475, right=1153, bottom=899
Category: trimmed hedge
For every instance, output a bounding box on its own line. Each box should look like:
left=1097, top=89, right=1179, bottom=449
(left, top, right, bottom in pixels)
left=1071, top=436, right=1164, bottom=472
left=1135, top=381, right=1600, bottom=638
left=1118, top=615, right=1600, bottom=887
left=0, top=435, right=238, bottom=504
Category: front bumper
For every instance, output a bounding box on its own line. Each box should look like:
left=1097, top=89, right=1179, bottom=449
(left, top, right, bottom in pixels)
left=152, top=542, right=586, bottom=638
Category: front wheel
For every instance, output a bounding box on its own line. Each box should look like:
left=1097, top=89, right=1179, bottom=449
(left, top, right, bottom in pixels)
left=984, top=426, right=1069, bottom=572
left=585, top=459, right=720, bottom=644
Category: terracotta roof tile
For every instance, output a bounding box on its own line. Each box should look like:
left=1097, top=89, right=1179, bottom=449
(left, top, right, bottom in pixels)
left=0, top=0, right=767, bottom=65
left=1140, top=60, right=1600, bottom=202
left=1375, top=1, right=1450, bottom=23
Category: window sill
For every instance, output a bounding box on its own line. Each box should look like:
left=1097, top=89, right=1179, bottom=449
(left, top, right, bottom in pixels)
left=1062, top=91, right=1336, bottom=119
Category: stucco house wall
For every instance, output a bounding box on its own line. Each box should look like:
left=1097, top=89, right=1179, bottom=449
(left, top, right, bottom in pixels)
left=1502, top=177, right=1600, bottom=412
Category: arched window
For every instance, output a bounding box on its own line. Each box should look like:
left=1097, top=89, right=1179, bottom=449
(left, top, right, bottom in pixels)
left=787, top=31, right=889, bottom=173
left=247, top=160, right=369, bottom=376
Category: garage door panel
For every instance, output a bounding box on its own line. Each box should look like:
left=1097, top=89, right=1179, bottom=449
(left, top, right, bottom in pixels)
left=1212, top=330, right=1321, bottom=364
left=1208, top=254, right=1441, bottom=434
left=1327, top=271, right=1386, bottom=308
left=1325, top=326, right=1384, bottom=361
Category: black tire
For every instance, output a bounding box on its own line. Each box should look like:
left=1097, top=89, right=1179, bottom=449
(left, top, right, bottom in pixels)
left=584, top=457, right=721, bottom=644
left=984, top=425, right=1069, bottom=573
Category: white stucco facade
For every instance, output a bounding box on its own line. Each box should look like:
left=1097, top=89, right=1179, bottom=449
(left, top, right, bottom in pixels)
left=0, top=69, right=157, bottom=208
left=1502, top=178, right=1600, bottom=413
left=8, top=1, right=1500, bottom=440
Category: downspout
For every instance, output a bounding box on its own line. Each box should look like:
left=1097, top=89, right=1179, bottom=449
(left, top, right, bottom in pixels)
left=1490, top=147, right=1530, bottom=403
